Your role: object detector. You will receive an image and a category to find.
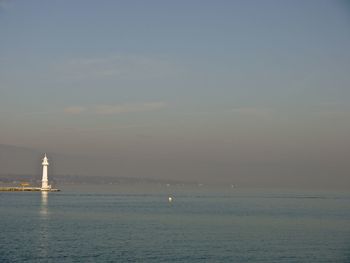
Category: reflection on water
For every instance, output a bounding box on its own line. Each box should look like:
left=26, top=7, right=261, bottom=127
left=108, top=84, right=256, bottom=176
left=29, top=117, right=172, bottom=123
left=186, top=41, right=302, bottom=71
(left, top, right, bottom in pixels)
left=39, top=191, right=49, bottom=260
left=40, top=191, right=48, bottom=217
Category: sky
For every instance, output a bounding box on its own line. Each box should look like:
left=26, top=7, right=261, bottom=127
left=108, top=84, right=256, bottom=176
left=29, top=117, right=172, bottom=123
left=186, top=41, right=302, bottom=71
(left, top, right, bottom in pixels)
left=1, top=0, right=350, bottom=188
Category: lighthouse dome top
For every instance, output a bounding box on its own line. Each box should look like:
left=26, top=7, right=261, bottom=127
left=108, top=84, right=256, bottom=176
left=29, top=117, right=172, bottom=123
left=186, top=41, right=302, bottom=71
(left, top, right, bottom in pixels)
left=42, top=153, right=49, bottom=165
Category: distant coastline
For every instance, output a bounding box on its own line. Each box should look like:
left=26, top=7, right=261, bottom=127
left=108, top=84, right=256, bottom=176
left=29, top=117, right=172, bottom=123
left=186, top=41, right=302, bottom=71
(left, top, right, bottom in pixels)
left=0, top=187, right=60, bottom=192
left=0, top=174, right=197, bottom=186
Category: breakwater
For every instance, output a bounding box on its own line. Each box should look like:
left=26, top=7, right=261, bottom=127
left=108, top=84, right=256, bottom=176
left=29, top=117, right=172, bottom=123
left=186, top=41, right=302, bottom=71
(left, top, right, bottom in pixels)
left=0, top=187, right=60, bottom=192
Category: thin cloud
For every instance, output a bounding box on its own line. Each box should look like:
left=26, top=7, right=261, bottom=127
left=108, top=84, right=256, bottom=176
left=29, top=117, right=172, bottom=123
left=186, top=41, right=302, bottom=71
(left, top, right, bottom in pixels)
left=63, top=102, right=167, bottom=115
left=231, top=107, right=272, bottom=118
left=318, top=110, right=350, bottom=118
left=94, top=102, right=167, bottom=115
left=57, top=54, right=177, bottom=80
left=64, top=106, right=86, bottom=114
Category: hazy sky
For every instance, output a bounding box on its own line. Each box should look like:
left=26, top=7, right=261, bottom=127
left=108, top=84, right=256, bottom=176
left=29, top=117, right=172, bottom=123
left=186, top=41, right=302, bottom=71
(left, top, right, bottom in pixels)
left=1, top=0, right=350, bottom=187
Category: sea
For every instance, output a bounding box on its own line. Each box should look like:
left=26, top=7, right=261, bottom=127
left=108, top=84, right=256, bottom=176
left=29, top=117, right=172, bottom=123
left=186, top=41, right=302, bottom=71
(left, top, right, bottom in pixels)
left=1, top=184, right=350, bottom=263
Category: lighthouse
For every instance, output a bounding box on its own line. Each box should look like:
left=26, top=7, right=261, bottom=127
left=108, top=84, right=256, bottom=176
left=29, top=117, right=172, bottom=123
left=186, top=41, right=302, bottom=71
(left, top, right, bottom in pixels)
left=0, top=153, right=59, bottom=192
left=41, top=154, right=51, bottom=191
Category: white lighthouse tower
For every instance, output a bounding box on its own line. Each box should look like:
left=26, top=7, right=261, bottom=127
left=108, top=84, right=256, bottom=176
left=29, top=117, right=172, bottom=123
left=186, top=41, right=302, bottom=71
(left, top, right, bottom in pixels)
left=41, top=154, right=51, bottom=191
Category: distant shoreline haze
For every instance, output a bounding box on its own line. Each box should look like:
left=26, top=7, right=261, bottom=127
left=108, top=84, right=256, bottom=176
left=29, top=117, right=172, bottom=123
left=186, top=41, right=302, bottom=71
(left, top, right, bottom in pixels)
left=0, top=144, right=349, bottom=190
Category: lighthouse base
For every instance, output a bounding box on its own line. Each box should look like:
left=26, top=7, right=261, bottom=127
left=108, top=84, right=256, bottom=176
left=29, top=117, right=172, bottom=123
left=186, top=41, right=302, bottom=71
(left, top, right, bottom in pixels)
left=41, top=187, right=60, bottom=192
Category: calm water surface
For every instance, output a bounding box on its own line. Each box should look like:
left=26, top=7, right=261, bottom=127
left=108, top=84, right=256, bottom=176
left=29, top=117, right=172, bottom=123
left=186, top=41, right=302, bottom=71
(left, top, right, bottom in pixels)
left=1, top=185, right=350, bottom=262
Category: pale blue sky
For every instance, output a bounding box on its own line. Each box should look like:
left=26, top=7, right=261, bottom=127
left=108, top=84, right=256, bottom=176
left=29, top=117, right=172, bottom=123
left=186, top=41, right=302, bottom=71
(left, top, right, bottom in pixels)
left=1, top=0, right=349, bottom=186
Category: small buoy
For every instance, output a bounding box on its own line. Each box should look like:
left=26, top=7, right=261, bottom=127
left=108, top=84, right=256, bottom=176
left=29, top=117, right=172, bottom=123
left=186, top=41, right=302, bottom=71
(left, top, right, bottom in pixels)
left=168, top=196, right=173, bottom=202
